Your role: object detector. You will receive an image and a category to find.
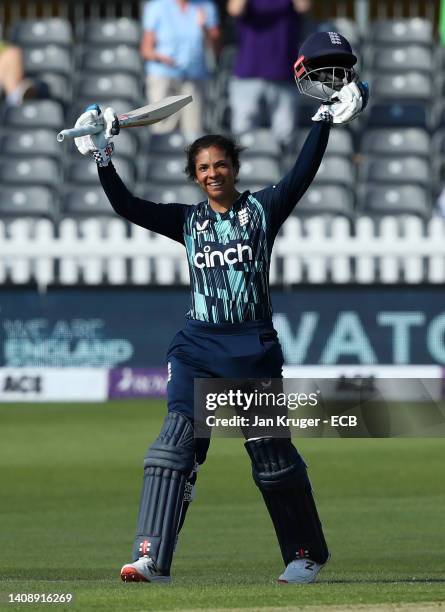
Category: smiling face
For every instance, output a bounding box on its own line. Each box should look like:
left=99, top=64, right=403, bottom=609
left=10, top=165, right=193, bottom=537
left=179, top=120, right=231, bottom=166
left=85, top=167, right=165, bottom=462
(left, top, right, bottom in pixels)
left=194, top=146, right=239, bottom=208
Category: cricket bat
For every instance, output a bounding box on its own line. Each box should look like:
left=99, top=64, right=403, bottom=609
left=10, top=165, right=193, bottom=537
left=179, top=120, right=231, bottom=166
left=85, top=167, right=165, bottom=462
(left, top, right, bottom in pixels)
left=56, top=95, right=192, bottom=142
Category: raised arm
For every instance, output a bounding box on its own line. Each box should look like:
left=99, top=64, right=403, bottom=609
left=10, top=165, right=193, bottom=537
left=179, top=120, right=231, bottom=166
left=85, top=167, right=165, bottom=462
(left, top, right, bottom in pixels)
left=98, top=163, right=186, bottom=244
left=262, top=119, right=331, bottom=235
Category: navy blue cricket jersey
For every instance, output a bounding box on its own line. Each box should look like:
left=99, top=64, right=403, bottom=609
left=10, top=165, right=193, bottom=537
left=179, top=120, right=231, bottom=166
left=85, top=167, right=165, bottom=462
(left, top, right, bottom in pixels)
left=99, top=121, right=330, bottom=323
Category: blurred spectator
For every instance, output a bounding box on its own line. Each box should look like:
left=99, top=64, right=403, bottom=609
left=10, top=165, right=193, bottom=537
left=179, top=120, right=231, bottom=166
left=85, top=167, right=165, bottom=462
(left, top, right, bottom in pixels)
left=140, top=0, right=221, bottom=136
left=227, top=0, right=312, bottom=149
left=0, top=31, right=38, bottom=106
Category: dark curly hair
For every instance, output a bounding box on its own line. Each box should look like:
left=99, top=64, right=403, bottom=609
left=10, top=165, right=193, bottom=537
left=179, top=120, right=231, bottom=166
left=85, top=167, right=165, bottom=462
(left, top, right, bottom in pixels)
left=184, top=134, right=244, bottom=181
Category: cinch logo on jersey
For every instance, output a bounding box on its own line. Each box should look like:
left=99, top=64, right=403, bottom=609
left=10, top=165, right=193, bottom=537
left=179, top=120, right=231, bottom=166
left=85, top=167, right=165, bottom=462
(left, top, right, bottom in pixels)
left=193, top=243, right=253, bottom=269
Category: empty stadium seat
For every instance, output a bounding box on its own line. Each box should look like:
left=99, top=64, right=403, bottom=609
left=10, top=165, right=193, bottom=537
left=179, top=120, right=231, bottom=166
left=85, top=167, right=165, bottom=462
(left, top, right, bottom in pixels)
left=366, top=103, right=429, bottom=129
left=23, top=45, right=72, bottom=77
left=361, top=128, right=430, bottom=158
left=62, top=186, right=114, bottom=216
left=313, top=156, right=355, bottom=188
left=294, top=185, right=355, bottom=218
left=145, top=156, right=187, bottom=184
left=0, top=157, right=60, bottom=188
left=367, top=45, right=433, bottom=73
left=0, top=129, right=60, bottom=159
left=296, top=128, right=354, bottom=157
left=0, top=186, right=57, bottom=219
left=238, top=129, right=281, bottom=158
left=147, top=132, right=192, bottom=155
left=66, top=156, right=134, bottom=185
left=369, top=18, right=433, bottom=46
left=75, top=74, right=142, bottom=107
left=38, top=73, right=72, bottom=106
left=11, top=18, right=73, bottom=47
left=1, top=100, right=65, bottom=130
left=81, top=19, right=141, bottom=46
left=238, top=157, right=281, bottom=185
left=140, top=183, right=203, bottom=204
left=358, top=184, right=430, bottom=218
left=361, top=156, right=429, bottom=187
left=370, top=72, right=432, bottom=102
left=79, top=45, right=142, bottom=76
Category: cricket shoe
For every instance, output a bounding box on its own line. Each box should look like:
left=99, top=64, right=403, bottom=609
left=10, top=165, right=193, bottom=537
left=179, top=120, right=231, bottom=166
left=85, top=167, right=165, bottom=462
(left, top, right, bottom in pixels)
left=278, top=557, right=327, bottom=584
left=120, top=556, right=171, bottom=583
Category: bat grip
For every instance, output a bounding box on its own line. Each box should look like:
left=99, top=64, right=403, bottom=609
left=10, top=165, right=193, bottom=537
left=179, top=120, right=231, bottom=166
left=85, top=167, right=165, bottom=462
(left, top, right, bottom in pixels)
left=56, top=123, right=104, bottom=142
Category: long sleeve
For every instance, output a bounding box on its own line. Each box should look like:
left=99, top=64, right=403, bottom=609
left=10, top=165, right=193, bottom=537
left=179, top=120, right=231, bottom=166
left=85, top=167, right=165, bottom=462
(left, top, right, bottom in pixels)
left=98, top=163, right=188, bottom=244
left=258, top=121, right=331, bottom=237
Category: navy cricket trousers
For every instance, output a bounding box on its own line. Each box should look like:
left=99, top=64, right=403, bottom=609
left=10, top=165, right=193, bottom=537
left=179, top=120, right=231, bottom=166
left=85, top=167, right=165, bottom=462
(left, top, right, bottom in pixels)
left=166, top=318, right=284, bottom=426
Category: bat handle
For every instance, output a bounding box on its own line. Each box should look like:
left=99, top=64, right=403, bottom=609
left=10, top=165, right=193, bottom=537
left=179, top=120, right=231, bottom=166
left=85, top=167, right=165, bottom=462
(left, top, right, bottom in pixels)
left=56, top=123, right=104, bottom=142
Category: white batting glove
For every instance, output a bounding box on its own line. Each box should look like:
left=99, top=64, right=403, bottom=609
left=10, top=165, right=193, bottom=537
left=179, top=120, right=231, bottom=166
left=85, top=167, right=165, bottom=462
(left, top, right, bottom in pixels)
left=328, top=81, right=369, bottom=124
left=311, top=105, right=333, bottom=123
left=74, top=104, right=118, bottom=166
left=312, top=81, right=369, bottom=125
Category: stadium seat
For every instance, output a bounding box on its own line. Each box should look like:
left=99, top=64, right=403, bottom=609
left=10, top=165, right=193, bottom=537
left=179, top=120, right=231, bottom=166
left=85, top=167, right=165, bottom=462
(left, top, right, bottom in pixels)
left=140, top=183, right=203, bottom=205
left=81, top=18, right=141, bottom=46
left=0, top=129, right=60, bottom=159
left=238, top=129, right=281, bottom=158
left=370, top=72, right=432, bottom=102
left=0, top=186, right=57, bottom=219
left=75, top=74, right=142, bottom=108
left=294, top=185, right=355, bottom=219
left=147, top=132, right=192, bottom=155
left=238, top=157, right=281, bottom=185
left=0, top=157, right=61, bottom=188
left=11, top=18, right=73, bottom=47
left=296, top=128, right=354, bottom=157
left=23, top=45, right=72, bottom=77
left=66, top=156, right=134, bottom=185
left=38, top=73, right=72, bottom=106
left=358, top=184, right=430, bottom=218
left=360, top=156, right=430, bottom=187
left=361, top=128, right=430, bottom=158
left=369, top=18, right=433, bottom=46
left=79, top=45, right=143, bottom=76
left=62, top=186, right=114, bottom=216
left=313, top=156, right=355, bottom=188
left=1, top=100, right=65, bottom=130
left=366, top=103, right=429, bottom=129
left=145, top=156, right=188, bottom=184
left=367, top=45, right=433, bottom=73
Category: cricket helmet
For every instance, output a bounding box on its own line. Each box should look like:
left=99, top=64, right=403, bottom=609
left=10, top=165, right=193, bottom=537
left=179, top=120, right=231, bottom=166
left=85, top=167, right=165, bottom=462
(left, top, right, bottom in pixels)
left=294, top=31, right=357, bottom=101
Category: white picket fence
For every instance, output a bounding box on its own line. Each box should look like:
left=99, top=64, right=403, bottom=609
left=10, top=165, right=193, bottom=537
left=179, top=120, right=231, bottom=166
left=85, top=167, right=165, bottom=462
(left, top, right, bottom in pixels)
left=1, top=214, right=445, bottom=286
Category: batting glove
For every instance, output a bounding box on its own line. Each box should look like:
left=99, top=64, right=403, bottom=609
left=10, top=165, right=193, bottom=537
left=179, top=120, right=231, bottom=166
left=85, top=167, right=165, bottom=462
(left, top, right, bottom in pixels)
left=312, top=81, right=369, bottom=125
left=311, top=105, right=333, bottom=123
left=74, top=104, right=118, bottom=167
left=328, top=81, right=369, bottom=124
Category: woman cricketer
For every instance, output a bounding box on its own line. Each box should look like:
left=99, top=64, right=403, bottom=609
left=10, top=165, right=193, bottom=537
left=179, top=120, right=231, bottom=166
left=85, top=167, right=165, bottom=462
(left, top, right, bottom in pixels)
left=74, top=31, right=368, bottom=585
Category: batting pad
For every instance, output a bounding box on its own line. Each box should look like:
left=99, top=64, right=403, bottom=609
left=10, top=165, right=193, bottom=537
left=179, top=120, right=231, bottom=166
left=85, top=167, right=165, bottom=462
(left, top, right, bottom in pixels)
left=245, top=437, right=329, bottom=565
left=133, top=411, right=195, bottom=573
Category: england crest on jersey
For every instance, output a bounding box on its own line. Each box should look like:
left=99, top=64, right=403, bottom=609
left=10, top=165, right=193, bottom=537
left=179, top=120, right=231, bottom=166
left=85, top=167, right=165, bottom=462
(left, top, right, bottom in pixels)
left=238, top=208, right=249, bottom=227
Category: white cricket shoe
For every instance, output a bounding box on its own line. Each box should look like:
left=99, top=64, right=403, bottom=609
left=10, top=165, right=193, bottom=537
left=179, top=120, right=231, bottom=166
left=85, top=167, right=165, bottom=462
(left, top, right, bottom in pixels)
left=278, top=558, right=326, bottom=584
left=120, top=556, right=171, bottom=583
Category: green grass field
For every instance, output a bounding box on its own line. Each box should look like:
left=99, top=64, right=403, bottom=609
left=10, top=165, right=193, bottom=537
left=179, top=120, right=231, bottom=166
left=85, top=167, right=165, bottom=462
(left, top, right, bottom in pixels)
left=0, top=401, right=444, bottom=611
